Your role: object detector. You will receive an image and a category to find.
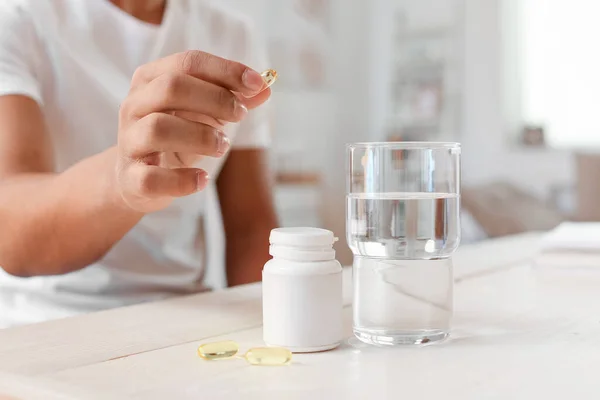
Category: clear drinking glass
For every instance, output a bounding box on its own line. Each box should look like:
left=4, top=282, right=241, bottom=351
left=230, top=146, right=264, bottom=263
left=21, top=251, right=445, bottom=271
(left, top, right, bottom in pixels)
left=346, top=142, right=461, bottom=345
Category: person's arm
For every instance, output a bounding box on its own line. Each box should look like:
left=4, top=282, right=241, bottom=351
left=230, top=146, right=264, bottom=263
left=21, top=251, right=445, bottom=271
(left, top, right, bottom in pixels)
left=0, top=95, right=143, bottom=276
left=217, top=149, right=278, bottom=286
left=0, top=51, right=270, bottom=277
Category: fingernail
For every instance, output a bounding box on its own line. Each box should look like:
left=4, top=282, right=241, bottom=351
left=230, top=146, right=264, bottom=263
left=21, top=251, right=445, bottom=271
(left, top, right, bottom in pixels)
left=242, top=68, right=264, bottom=92
left=234, top=100, right=248, bottom=119
left=216, top=131, right=231, bottom=155
left=197, top=171, right=209, bottom=191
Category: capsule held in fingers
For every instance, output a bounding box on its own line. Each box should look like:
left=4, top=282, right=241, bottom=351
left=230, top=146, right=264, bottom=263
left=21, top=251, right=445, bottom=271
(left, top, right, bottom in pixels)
left=260, top=69, right=278, bottom=88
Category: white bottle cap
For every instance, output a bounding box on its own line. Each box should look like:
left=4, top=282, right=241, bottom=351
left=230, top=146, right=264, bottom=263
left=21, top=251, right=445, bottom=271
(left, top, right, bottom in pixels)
left=269, top=227, right=338, bottom=261
left=269, top=227, right=337, bottom=247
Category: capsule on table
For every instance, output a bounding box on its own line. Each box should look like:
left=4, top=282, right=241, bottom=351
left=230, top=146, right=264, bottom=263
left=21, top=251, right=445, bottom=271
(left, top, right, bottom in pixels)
left=244, top=347, right=292, bottom=366
left=260, top=69, right=278, bottom=88
left=197, top=340, right=239, bottom=360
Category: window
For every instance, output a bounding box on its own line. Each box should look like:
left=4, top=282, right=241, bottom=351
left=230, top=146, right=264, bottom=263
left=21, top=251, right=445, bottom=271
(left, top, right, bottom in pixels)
left=519, top=0, right=600, bottom=148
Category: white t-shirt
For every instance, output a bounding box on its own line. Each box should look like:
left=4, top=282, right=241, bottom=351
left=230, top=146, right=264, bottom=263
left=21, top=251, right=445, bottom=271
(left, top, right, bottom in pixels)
left=0, top=0, right=270, bottom=328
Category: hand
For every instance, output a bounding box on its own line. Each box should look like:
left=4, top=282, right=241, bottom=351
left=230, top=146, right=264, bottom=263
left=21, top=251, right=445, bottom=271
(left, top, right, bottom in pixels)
left=115, top=51, right=271, bottom=212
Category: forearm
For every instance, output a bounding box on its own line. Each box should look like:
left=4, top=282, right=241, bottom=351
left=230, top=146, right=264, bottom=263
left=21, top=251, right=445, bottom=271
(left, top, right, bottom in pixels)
left=225, top=222, right=275, bottom=286
left=0, top=147, right=144, bottom=277
left=216, top=149, right=279, bottom=286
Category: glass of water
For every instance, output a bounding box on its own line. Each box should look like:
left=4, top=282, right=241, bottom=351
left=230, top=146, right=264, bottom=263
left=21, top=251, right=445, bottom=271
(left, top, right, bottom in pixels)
left=346, top=142, right=461, bottom=345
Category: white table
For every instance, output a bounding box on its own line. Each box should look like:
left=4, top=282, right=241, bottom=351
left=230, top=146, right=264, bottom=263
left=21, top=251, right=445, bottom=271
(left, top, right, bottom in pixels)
left=1, top=232, right=599, bottom=399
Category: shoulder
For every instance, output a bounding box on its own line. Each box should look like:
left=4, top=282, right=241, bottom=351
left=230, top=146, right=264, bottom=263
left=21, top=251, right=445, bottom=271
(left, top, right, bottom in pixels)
left=0, top=0, right=58, bottom=37
left=0, top=0, right=62, bottom=19
left=0, top=0, right=41, bottom=46
left=0, top=0, right=33, bottom=21
left=0, top=0, right=85, bottom=32
left=0, top=0, right=31, bottom=11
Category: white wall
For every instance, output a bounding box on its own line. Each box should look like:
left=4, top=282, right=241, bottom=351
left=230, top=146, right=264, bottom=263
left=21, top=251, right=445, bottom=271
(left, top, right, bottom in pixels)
left=461, top=0, right=573, bottom=198
left=220, top=0, right=575, bottom=262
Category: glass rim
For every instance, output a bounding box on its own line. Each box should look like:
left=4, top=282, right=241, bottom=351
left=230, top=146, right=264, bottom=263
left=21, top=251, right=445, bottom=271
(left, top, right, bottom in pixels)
left=346, top=141, right=460, bottom=150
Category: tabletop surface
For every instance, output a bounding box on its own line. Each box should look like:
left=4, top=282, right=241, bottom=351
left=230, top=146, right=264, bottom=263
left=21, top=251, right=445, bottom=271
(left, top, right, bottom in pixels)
left=1, top=232, right=599, bottom=399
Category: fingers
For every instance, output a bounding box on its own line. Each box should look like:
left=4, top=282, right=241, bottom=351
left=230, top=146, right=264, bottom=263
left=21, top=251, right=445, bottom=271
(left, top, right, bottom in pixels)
left=239, top=87, right=271, bottom=110
left=169, top=87, right=272, bottom=128
left=117, top=114, right=215, bottom=212
left=124, top=164, right=209, bottom=199
left=131, top=51, right=265, bottom=97
left=170, top=111, right=225, bottom=130
left=117, top=50, right=274, bottom=212
left=122, top=73, right=249, bottom=123
left=121, top=113, right=230, bottom=159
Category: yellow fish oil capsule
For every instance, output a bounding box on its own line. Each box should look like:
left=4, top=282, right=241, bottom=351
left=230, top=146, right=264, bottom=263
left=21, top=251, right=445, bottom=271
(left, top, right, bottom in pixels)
left=260, top=69, right=278, bottom=88
left=244, top=347, right=292, bottom=366
left=197, top=340, right=239, bottom=360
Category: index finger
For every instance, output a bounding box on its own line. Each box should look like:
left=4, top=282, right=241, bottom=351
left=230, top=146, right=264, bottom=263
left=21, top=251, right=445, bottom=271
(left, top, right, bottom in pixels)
left=131, top=51, right=265, bottom=96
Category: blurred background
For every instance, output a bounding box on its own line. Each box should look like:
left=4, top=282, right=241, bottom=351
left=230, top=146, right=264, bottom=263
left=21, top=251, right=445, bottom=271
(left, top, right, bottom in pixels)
left=224, top=0, right=597, bottom=264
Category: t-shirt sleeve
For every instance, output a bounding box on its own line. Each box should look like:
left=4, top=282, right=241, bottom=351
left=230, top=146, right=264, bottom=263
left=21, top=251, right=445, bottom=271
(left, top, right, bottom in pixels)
left=231, top=20, right=272, bottom=149
left=0, top=3, right=44, bottom=105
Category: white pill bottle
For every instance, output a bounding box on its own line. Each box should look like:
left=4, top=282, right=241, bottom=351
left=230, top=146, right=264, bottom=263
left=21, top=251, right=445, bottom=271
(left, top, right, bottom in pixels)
left=262, top=227, right=343, bottom=352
